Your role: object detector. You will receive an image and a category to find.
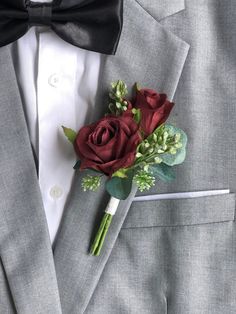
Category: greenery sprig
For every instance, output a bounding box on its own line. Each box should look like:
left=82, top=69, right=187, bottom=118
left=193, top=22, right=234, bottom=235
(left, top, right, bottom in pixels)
left=108, top=80, right=129, bottom=115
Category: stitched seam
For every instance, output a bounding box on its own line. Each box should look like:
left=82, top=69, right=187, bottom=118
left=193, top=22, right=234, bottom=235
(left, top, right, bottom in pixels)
left=121, top=219, right=234, bottom=229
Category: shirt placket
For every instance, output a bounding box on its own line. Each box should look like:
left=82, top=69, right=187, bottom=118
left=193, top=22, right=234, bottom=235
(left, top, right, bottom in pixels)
left=36, top=29, right=78, bottom=244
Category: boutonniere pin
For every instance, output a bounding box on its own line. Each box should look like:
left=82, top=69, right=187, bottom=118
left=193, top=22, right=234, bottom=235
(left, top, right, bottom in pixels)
left=62, top=80, right=187, bottom=256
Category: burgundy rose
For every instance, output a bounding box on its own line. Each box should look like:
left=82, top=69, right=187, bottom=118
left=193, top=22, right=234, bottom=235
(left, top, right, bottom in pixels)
left=74, top=115, right=142, bottom=176
left=134, top=88, right=174, bottom=136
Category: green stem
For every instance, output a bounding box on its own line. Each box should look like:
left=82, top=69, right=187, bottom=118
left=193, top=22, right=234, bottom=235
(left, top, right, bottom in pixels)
left=90, top=213, right=113, bottom=256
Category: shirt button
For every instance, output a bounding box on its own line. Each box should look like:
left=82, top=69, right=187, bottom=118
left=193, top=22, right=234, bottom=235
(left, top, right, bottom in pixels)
left=48, top=74, right=60, bottom=88
left=50, top=185, right=63, bottom=200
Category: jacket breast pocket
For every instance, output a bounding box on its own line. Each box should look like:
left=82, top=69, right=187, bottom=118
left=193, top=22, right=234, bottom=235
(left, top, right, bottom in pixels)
left=122, top=193, right=235, bottom=229
left=134, top=0, right=185, bottom=21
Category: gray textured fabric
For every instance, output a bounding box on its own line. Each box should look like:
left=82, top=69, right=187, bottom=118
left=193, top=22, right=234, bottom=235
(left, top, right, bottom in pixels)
left=0, top=46, right=62, bottom=313
left=0, top=0, right=236, bottom=313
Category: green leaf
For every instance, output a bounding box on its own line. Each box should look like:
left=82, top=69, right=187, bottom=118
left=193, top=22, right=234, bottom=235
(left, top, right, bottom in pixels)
left=135, top=82, right=141, bottom=91
left=73, top=160, right=81, bottom=170
left=62, top=126, right=77, bottom=144
left=112, top=168, right=128, bottom=178
left=149, top=163, right=175, bottom=182
left=132, top=108, right=142, bottom=124
left=161, top=125, right=188, bottom=166
left=106, top=171, right=134, bottom=200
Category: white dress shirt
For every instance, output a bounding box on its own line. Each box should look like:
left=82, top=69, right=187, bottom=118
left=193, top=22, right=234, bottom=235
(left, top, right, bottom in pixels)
left=15, top=22, right=101, bottom=244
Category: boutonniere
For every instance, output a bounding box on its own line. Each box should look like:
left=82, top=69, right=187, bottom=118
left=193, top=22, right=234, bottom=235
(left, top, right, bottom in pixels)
left=62, top=80, right=187, bottom=256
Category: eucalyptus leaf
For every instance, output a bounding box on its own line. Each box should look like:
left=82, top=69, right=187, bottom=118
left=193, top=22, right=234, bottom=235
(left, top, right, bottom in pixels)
left=161, top=125, right=187, bottom=166
left=149, top=163, right=175, bottom=182
left=106, top=171, right=134, bottom=200
left=62, top=126, right=77, bottom=144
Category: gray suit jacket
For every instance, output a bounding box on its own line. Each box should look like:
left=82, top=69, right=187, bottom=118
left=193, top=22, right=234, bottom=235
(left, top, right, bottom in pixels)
left=0, top=0, right=235, bottom=313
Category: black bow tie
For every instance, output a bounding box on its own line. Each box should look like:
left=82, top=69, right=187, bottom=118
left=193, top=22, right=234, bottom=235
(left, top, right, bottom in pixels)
left=0, top=0, right=123, bottom=55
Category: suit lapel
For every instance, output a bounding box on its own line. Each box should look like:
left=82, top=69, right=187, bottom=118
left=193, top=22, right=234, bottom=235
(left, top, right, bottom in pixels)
left=53, top=0, right=190, bottom=313
left=0, top=46, right=62, bottom=313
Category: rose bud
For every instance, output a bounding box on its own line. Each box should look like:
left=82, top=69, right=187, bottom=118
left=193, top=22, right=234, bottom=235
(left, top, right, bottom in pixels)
left=134, top=88, right=174, bottom=137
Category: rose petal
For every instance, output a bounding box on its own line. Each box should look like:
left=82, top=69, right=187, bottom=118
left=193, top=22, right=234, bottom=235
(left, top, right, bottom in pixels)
left=74, top=114, right=141, bottom=175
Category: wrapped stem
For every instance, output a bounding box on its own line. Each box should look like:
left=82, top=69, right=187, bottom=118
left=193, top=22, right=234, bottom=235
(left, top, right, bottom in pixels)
left=90, top=197, right=120, bottom=256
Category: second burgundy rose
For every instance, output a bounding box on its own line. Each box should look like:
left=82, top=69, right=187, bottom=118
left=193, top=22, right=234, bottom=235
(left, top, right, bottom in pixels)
left=134, top=88, right=174, bottom=136
left=74, top=115, right=142, bottom=176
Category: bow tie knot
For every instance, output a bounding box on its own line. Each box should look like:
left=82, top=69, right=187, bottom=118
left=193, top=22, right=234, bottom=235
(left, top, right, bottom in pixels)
left=27, top=2, right=52, bottom=26
left=0, top=0, right=123, bottom=55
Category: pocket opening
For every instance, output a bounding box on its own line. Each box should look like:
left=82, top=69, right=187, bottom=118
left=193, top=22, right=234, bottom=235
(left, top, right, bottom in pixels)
left=122, top=193, right=235, bottom=228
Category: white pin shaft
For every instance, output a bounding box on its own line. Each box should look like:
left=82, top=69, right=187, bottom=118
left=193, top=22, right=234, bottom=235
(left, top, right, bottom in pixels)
left=105, top=197, right=120, bottom=216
